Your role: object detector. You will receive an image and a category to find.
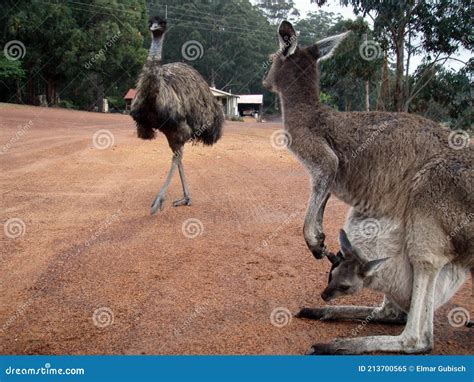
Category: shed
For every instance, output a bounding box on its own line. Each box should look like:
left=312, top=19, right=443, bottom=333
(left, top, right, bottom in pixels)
left=124, top=88, right=137, bottom=112
left=210, top=87, right=239, bottom=118
left=123, top=87, right=239, bottom=118
left=237, top=94, right=263, bottom=119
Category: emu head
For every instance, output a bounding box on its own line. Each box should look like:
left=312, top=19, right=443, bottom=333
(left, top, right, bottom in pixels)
left=149, top=15, right=167, bottom=38
left=262, top=20, right=349, bottom=94
left=321, top=230, right=390, bottom=302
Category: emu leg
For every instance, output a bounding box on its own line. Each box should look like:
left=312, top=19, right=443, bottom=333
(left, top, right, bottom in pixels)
left=172, top=160, right=192, bottom=207
left=150, top=154, right=179, bottom=215
left=307, top=264, right=439, bottom=355
left=297, top=297, right=407, bottom=325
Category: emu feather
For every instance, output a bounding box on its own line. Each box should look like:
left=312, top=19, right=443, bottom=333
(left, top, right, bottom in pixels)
left=130, top=16, right=224, bottom=214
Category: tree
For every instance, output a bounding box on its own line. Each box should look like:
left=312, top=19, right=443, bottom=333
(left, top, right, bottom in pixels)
left=409, top=64, right=473, bottom=131
left=304, top=17, right=381, bottom=111
left=1, top=0, right=148, bottom=110
left=295, top=10, right=343, bottom=46
left=160, top=0, right=275, bottom=103
left=3, top=0, right=79, bottom=104
left=0, top=58, right=25, bottom=103
left=68, top=0, right=148, bottom=111
left=315, top=0, right=471, bottom=112
left=256, top=0, right=300, bottom=24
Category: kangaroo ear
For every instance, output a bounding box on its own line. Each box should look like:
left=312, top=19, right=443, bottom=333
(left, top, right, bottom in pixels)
left=339, top=229, right=366, bottom=263
left=278, top=20, right=297, bottom=57
left=339, top=229, right=354, bottom=256
left=327, top=253, right=340, bottom=265
left=312, top=31, right=350, bottom=62
left=359, top=258, right=390, bottom=278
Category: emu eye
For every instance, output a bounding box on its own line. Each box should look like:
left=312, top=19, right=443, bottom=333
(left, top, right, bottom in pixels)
left=339, top=285, right=350, bottom=291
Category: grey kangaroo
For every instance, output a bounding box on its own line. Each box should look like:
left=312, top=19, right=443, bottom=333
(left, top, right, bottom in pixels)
left=263, top=21, right=473, bottom=354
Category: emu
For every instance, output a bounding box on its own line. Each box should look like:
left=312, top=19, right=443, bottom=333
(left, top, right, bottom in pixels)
left=263, top=21, right=473, bottom=354
left=131, top=16, right=224, bottom=215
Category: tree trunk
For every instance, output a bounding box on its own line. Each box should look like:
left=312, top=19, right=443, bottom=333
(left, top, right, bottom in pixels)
left=97, top=74, right=104, bottom=112
left=376, top=54, right=390, bottom=111
left=47, top=78, right=57, bottom=105
left=362, top=33, right=370, bottom=112
left=364, top=80, right=370, bottom=112
left=394, top=32, right=405, bottom=112
left=27, top=67, right=35, bottom=105
left=16, top=79, right=22, bottom=104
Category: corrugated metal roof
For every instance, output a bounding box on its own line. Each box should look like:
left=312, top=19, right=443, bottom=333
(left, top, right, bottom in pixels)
left=210, top=87, right=239, bottom=98
left=124, top=87, right=248, bottom=100
left=237, top=94, right=263, bottom=104
left=124, top=88, right=137, bottom=100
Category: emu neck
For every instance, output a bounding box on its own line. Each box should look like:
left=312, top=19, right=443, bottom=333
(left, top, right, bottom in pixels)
left=149, top=36, right=163, bottom=61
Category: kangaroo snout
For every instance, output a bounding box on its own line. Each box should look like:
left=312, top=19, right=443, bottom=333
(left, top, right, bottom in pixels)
left=320, top=289, right=333, bottom=302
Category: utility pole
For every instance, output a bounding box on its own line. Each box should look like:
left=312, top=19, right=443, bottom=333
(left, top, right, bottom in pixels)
left=363, top=33, right=370, bottom=112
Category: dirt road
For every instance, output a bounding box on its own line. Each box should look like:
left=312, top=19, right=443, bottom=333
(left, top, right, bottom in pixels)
left=0, top=104, right=472, bottom=354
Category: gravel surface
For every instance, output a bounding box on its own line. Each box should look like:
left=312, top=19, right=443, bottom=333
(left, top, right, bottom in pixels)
left=0, top=104, right=472, bottom=354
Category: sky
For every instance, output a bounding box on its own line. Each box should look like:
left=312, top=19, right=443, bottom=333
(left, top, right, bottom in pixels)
left=268, top=0, right=471, bottom=73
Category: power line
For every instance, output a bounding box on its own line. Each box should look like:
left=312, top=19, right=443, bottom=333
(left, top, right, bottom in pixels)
left=60, top=0, right=274, bottom=36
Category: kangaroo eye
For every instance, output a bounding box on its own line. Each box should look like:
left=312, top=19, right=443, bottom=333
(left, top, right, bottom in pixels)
left=339, top=285, right=350, bottom=291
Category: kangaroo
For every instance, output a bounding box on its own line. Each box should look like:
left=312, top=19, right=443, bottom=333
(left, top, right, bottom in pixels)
left=263, top=21, right=473, bottom=354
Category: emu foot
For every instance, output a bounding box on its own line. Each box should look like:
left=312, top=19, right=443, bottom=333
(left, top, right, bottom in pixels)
left=172, top=197, right=192, bottom=207
left=150, top=195, right=165, bottom=215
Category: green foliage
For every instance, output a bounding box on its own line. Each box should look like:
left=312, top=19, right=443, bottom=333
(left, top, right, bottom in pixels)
left=256, top=0, right=300, bottom=24
left=107, top=95, right=126, bottom=110
left=318, top=0, right=472, bottom=111
left=230, top=115, right=244, bottom=122
left=409, top=65, right=473, bottom=131
left=1, top=0, right=147, bottom=108
left=157, top=0, right=275, bottom=105
left=57, top=99, right=78, bottom=109
left=0, top=0, right=470, bottom=125
left=319, top=91, right=335, bottom=107
left=320, top=18, right=381, bottom=111
left=0, top=57, right=25, bottom=80
left=295, top=10, right=343, bottom=46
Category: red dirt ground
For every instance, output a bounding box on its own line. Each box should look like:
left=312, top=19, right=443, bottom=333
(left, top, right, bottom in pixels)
left=0, top=104, right=472, bottom=355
